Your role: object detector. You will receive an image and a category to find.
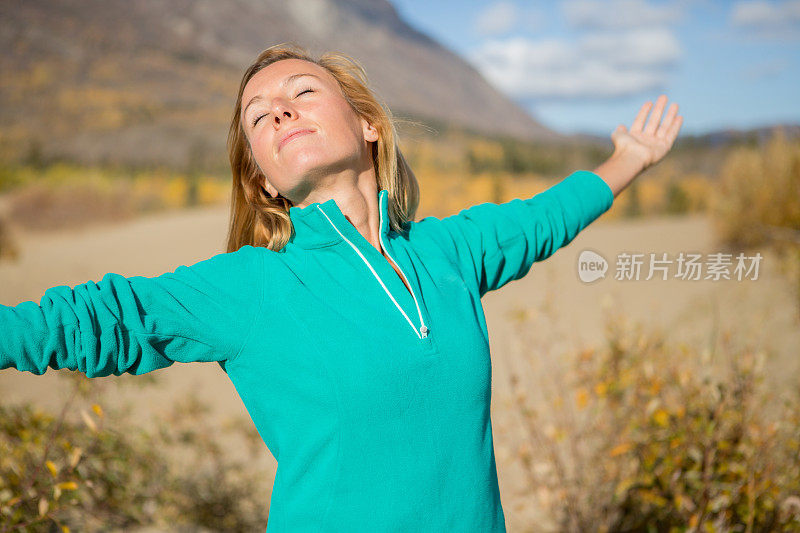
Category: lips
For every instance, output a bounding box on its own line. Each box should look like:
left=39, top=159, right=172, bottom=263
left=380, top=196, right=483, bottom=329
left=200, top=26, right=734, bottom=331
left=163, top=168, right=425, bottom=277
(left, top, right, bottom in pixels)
left=278, top=128, right=314, bottom=151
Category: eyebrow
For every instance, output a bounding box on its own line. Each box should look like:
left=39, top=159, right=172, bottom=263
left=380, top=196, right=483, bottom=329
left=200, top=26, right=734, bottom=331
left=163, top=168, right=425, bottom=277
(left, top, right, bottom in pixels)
left=242, top=73, right=322, bottom=120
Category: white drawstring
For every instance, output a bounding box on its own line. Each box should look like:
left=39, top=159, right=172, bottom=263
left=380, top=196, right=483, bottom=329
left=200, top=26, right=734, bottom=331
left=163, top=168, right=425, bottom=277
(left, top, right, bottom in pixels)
left=377, top=193, right=429, bottom=338
left=317, top=205, right=427, bottom=340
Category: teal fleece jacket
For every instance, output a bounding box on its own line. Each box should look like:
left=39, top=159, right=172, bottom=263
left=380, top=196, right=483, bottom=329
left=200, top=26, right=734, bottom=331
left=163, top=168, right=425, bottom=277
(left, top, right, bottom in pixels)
left=1, top=170, right=614, bottom=532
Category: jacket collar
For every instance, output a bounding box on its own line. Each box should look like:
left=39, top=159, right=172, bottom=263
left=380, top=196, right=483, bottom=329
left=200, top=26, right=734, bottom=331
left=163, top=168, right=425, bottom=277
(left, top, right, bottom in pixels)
left=287, top=188, right=392, bottom=249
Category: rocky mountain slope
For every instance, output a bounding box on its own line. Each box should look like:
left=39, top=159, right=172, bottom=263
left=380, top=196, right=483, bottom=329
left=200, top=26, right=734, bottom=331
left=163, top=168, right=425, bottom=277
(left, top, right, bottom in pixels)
left=0, top=0, right=569, bottom=168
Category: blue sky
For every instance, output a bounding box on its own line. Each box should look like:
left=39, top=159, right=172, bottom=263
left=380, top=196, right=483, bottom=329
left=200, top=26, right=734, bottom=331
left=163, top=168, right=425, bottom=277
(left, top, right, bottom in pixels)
left=390, top=0, right=800, bottom=137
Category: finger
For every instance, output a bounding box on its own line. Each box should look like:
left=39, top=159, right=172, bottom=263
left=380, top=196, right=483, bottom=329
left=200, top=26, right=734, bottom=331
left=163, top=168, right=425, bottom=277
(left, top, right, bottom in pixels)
left=666, top=114, right=684, bottom=144
left=611, top=124, right=626, bottom=145
left=656, top=103, right=679, bottom=139
left=644, top=94, right=668, bottom=136
left=631, top=100, right=652, bottom=133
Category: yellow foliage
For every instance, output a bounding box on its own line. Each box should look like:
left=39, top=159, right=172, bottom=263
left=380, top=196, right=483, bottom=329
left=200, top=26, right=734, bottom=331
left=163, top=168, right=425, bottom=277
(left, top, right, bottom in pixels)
left=197, top=177, right=230, bottom=205
left=468, top=139, right=504, bottom=163
left=639, top=489, right=668, bottom=506
left=609, top=442, right=632, bottom=457
left=575, top=388, right=590, bottom=409
left=578, top=347, right=594, bottom=362
left=507, top=306, right=800, bottom=530
left=652, top=408, right=670, bottom=428
left=712, top=129, right=800, bottom=249
left=464, top=175, right=496, bottom=201
left=162, top=177, right=188, bottom=208
left=649, top=378, right=662, bottom=395
left=46, top=460, right=58, bottom=478
left=680, top=172, right=714, bottom=210
left=6, top=496, right=21, bottom=507
left=637, top=177, right=667, bottom=212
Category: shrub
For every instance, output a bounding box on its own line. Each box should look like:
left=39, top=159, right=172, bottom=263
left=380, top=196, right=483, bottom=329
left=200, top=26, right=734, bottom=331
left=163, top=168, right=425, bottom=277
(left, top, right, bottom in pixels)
left=7, top=179, right=136, bottom=231
left=0, top=372, right=271, bottom=532
left=665, top=181, right=691, bottom=214
left=710, top=128, right=800, bottom=311
left=507, top=305, right=800, bottom=532
left=0, top=162, right=231, bottom=233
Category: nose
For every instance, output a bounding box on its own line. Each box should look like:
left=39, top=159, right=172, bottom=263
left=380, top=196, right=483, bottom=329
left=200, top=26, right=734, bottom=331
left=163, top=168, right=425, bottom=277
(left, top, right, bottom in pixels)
left=271, top=99, right=295, bottom=127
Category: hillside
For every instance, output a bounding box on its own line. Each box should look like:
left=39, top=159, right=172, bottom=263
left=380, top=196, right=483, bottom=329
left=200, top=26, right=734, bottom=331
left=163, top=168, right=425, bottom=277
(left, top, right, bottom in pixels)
left=0, top=0, right=568, bottom=169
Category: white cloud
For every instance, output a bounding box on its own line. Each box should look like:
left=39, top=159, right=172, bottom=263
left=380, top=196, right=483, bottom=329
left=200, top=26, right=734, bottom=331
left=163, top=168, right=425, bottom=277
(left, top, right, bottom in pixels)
left=563, top=0, right=685, bottom=30
left=473, top=1, right=547, bottom=36
left=729, top=0, right=800, bottom=39
left=475, top=1, right=518, bottom=36
left=467, top=29, right=682, bottom=99
left=581, top=28, right=682, bottom=67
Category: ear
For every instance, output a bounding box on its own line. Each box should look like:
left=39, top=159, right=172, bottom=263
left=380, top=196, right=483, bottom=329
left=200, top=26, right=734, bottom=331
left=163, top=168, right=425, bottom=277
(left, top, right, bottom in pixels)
left=361, top=119, right=379, bottom=143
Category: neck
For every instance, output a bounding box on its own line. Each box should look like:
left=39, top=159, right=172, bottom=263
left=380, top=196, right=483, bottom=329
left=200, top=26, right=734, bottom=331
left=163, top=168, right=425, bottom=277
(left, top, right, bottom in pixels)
left=289, top=164, right=382, bottom=253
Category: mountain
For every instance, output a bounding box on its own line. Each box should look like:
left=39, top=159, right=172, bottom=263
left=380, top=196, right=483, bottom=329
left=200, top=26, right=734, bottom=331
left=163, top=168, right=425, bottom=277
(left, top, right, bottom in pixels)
left=0, top=0, right=568, bottom=169
left=686, top=123, right=800, bottom=148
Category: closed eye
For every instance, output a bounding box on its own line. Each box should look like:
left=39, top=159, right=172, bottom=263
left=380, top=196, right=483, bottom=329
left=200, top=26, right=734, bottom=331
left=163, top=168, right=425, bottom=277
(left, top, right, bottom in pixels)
left=251, top=88, right=315, bottom=127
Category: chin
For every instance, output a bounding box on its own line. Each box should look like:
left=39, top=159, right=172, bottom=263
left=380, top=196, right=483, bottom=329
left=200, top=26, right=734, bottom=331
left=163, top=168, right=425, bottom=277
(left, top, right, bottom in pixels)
left=287, top=145, right=328, bottom=165
left=286, top=147, right=355, bottom=177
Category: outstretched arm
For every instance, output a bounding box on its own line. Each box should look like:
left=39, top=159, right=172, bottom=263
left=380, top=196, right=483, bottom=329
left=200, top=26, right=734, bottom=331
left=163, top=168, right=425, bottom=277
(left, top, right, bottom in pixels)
left=0, top=245, right=265, bottom=377
left=427, top=95, right=683, bottom=297
left=593, top=94, right=684, bottom=198
left=434, top=169, right=615, bottom=297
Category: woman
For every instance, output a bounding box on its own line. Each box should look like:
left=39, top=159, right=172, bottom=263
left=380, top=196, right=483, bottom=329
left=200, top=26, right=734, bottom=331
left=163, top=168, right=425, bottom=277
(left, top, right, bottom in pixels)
left=1, top=43, right=682, bottom=531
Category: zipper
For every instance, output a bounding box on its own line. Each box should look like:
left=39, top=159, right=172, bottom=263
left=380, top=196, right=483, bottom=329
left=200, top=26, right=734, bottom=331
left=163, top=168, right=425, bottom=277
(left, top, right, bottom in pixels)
left=316, top=202, right=430, bottom=340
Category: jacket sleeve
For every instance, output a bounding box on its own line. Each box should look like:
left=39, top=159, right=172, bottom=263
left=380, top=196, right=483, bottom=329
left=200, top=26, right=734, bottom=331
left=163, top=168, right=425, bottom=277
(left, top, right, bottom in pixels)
left=439, top=170, right=614, bottom=297
left=0, top=244, right=265, bottom=377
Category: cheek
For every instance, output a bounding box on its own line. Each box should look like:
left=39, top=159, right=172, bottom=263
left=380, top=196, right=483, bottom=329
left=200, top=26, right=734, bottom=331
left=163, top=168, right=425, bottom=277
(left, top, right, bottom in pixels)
left=315, top=100, right=362, bottom=141
left=331, top=118, right=365, bottom=150
left=248, top=133, right=273, bottom=165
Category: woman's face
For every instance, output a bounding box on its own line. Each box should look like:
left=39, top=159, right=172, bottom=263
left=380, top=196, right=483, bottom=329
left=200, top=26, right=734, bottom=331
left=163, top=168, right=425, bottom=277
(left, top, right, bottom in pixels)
left=240, top=58, right=378, bottom=202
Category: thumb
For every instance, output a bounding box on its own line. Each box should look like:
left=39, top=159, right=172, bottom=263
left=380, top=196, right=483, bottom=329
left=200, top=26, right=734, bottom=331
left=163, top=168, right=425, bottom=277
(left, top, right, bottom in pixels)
left=611, top=124, right=626, bottom=142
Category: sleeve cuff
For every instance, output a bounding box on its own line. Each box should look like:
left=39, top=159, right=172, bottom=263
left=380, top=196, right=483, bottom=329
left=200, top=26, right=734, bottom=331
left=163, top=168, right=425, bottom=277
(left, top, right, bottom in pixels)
left=563, top=169, right=615, bottom=214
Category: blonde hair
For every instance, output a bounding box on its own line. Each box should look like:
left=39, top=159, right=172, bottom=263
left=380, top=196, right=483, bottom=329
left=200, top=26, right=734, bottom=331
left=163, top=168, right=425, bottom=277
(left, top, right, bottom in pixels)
left=226, top=42, right=420, bottom=253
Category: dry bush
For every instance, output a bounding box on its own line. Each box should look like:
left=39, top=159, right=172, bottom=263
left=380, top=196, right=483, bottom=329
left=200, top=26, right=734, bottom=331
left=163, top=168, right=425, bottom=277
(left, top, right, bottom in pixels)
left=711, top=129, right=800, bottom=251
left=7, top=179, right=138, bottom=231
left=506, top=303, right=800, bottom=532
left=678, top=172, right=715, bottom=213
left=0, top=373, right=270, bottom=532
left=710, top=128, right=800, bottom=309
left=0, top=162, right=231, bottom=233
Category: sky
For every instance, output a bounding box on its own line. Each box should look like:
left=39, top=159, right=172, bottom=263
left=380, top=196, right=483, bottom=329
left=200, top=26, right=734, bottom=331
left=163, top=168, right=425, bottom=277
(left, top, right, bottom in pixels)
left=390, top=0, right=800, bottom=137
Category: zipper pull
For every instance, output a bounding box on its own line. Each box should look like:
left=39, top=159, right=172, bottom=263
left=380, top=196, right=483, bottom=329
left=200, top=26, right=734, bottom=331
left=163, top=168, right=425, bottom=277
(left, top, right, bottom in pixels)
left=420, top=325, right=429, bottom=338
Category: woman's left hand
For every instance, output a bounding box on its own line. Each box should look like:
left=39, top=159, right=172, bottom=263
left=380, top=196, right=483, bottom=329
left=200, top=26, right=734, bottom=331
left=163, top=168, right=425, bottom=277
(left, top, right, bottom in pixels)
left=611, top=94, right=684, bottom=171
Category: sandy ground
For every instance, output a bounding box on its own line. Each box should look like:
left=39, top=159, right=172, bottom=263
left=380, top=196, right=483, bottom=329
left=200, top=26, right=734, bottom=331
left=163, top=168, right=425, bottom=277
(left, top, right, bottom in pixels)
left=1, top=204, right=797, bottom=532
